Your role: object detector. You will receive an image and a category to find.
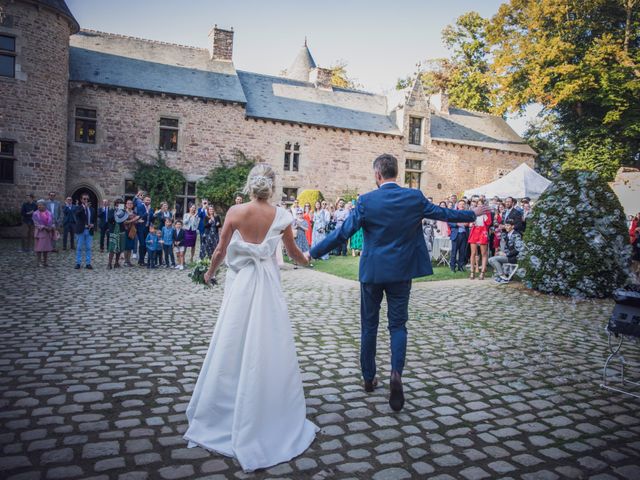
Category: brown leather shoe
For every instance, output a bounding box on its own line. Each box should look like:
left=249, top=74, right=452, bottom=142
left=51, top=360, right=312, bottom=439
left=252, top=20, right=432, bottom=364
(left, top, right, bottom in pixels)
left=389, top=371, right=404, bottom=411
left=363, top=377, right=378, bottom=393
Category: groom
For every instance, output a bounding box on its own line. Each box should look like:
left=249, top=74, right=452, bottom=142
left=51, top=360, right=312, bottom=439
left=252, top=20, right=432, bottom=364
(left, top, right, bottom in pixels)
left=305, top=154, right=489, bottom=411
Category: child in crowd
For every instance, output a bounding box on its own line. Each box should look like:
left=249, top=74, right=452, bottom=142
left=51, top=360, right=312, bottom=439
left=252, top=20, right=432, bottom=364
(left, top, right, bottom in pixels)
left=145, top=225, right=160, bottom=269
left=161, top=218, right=176, bottom=268
left=174, top=220, right=185, bottom=270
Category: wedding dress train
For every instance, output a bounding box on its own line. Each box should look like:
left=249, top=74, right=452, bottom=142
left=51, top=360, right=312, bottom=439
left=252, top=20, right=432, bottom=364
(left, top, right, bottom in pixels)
left=184, top=207, right=317, bottom=472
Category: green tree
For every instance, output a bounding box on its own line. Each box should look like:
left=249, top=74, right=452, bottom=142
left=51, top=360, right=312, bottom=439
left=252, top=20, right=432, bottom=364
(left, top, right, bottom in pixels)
left=397, top=12, right=493, bottom=112
left=488, top=0, right=640, bottom=173
left=133, top=151, right=185, bottom=209
left=522, top=112, right=569, bottom=178
left=197, top=151, right=255, bottom=212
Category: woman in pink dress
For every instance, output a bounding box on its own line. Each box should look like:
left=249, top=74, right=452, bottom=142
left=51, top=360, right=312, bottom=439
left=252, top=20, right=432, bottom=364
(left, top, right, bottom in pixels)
left=32, top=199, right=56, bottom=267
left=468, top=199, right=492, bottom=279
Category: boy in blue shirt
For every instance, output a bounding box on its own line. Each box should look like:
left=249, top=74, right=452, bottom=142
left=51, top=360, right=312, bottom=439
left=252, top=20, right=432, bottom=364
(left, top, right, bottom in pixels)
left=161, top=218, right=176, bottom=268
left=145, top=225, right=160, bottom=269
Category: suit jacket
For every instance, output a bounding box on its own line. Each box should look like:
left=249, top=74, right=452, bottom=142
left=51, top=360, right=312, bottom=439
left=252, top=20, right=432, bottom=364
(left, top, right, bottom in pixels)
left=448, top=219, right=469, bottom=241
left=62, top=204, right=77, bottom=226
left=98, top=207, right=114, bottom=229
left=504, top=231, right=523, bottom=263
left=173, top=228, right=185, bottom=245
left=135, top=203, right=155, bottom=228
left=502, top=208, right=524, bottom=233
left=74, top=205, right=95, bottom=235
left=310, top=183, right=476, bottom=284
left=45, top=200, right=63, bottom=226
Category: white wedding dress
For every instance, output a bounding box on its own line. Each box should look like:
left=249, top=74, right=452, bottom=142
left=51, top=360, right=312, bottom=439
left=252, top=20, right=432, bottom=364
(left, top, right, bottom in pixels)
left=184, top=207, right=317, bottom=472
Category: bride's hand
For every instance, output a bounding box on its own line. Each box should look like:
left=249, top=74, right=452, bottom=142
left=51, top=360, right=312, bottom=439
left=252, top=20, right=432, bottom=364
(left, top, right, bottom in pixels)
left=204, top=270, right=213, bottom=284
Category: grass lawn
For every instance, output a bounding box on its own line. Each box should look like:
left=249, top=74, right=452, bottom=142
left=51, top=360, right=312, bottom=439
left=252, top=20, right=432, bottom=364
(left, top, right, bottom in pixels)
left=300, top=255, right=469, bottom=282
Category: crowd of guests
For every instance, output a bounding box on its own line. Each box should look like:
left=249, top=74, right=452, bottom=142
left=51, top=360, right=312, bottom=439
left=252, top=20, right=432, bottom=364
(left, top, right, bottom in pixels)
left=20, top=190, right=233, bottom=270
left=20, top=188, right=530, bottom=282
left=422, top=193, right=528, bottom=283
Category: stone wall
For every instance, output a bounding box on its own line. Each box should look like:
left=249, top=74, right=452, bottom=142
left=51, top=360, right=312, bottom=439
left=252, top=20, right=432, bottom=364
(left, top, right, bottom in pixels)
left=66, top=85, right=404, bottom=204
left=0, top=0, right=72, bottom=211
left=421, top=141, right=535, bottom=200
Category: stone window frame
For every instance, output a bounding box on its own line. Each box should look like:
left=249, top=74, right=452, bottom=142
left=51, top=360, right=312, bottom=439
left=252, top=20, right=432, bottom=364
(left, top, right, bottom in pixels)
left=123, top=179, right=138, bottom=203
left=174, top=179, right=198, bottom=219
left=408, top=116, right=423, bottom=146
left=283, top=141, right=301, bottom=172
left=0, top=139, right=16, bottom=184
left=71, top=104, right=101, bottom=146
left=158, top=116, right=180, bottom=153
left=74, top=107, right=97, bottom=144
left=0, top=33, right=16, bottom=78
left=0, top=24, right=26, bottom=81
left=405, top=158, right=422, bottom=189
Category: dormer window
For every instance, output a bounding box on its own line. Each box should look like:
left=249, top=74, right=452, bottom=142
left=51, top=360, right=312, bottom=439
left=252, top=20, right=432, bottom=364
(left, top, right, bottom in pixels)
left=283, top=142, right=300, bottom=172
left=409, top=117, right=423, bottom=145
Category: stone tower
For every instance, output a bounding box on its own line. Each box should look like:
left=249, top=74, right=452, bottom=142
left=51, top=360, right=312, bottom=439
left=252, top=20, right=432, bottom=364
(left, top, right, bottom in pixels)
left=0, top=0, right=79, bottom=211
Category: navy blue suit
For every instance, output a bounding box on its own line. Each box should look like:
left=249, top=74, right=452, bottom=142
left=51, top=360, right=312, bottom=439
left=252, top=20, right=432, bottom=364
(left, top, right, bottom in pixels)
left=135, top=203, right=154, bottom=265
left=310, top=182, right=475, bottom=380
left=448, top=220, right=469, bottom=272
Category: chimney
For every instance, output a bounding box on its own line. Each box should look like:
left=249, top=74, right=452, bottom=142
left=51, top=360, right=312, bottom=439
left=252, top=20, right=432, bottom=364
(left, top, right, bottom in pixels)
left=440, top=89, right=450, bottom=115
left=309, top=67, right=333, bottom=90
left=208, top=25, right=234, bottom=61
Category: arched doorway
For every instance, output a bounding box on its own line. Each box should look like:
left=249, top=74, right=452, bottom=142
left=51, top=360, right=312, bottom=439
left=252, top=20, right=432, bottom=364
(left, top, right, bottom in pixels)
left=72, top=186, right=98, bottom=222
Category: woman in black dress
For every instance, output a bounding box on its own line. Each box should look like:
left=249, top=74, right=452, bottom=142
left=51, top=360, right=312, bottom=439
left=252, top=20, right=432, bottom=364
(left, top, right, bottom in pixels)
left=199, top=205, right=222, bottom=260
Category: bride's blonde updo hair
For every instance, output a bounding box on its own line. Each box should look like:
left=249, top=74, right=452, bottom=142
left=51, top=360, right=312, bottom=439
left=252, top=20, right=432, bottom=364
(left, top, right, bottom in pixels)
left=243, top=163, right=276, bottom=200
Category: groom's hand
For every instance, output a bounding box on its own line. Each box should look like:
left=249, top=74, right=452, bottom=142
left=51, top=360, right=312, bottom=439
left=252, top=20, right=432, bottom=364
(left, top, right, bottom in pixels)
left=472, top=205, right=491, bottom=217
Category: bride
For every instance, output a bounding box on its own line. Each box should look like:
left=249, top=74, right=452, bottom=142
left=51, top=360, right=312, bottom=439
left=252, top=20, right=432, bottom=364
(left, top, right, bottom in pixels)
left=183, top=164, right=318, bottom=472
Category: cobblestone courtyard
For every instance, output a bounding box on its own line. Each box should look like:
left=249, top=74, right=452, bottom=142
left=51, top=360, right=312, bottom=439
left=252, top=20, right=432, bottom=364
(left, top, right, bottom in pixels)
left=1, top=242, right=639, bottom=480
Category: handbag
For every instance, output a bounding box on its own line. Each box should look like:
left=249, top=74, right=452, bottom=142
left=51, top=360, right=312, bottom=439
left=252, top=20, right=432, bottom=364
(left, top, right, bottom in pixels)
left=128, top=223, right=137, bottom=240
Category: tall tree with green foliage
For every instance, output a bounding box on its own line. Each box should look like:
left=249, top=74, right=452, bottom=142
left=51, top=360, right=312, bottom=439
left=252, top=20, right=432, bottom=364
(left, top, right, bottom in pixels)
left=197, top=151, right=255, bottom=212
left=488, top=0, right=640, bottom=179
left=133, top=151, right=185, bottom=209
left=397, top=12, right=493, bottom=112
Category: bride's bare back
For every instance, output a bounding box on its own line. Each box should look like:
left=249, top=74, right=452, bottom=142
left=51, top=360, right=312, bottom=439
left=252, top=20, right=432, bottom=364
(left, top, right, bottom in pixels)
left=232, top=201, right=278, bottom=244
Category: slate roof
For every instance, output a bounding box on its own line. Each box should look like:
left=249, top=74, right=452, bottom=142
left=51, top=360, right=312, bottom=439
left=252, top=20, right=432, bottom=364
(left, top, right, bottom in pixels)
left=237, top=71, right=400, bottom=136
left=28, top=0, right=79, bottom=33
left=69, top=30, right=246, bottom=103
left=430, top=107, right=536, bottom=155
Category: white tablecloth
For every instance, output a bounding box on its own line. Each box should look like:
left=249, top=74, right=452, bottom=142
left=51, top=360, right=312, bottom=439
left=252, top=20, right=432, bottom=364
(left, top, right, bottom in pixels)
left=432, top=237, right=451, bottom=259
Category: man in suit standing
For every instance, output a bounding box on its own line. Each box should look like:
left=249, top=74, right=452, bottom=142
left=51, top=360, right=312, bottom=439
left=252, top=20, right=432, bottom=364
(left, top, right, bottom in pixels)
left=135, top=195, right=154, bottom=266
left=74, top=193, right=95, bottom=269
left=98, top=199, right=113, bottom=252
left=45, top=191, right=63, bottom=252
left=448, top=200, right=470, bottom=272
left=501, top=196, right=524, bottom=233
left=306, top=154, right=488, bottom=411
left=62, top=196, right=77, bottom=250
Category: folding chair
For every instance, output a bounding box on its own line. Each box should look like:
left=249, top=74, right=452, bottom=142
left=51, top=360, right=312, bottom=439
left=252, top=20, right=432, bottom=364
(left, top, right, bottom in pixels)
left=437, top=245, right=451, bottom=267
left=503, top=263, right=519, bottom=282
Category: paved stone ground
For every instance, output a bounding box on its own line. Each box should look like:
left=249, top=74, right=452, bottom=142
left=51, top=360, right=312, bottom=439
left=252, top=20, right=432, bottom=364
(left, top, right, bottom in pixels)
left=1, top=240, right=639, bottom=480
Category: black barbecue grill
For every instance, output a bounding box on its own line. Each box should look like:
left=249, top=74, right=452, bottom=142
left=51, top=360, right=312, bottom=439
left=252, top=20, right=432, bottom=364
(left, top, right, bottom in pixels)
left=601, top=288, right=640, bottom=398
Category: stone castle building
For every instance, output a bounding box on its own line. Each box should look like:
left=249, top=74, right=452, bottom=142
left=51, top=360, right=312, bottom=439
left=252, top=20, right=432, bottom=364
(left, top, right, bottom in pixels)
left=0, top=0, right=535, bottom=215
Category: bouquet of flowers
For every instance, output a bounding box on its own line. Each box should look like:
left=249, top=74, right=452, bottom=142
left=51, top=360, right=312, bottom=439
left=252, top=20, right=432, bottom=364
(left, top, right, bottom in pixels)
left=189, top=258, right=217, bottom=288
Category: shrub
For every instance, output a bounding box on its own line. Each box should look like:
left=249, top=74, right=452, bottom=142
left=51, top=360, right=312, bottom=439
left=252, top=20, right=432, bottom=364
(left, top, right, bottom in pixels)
left=133, top=151, right=186, bottom=209
left=339, top=188, right=360, bottom=205
left=297, top=189, right=324, bottom=208
left=197, top=150, right=255, bottom=212
left=521, top=170, right=631, bottom=298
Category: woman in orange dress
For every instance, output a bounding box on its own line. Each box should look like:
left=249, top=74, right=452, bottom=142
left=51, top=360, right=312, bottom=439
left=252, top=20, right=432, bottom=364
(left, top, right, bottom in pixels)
left=468, top=199, right=492, bottom=280
left=303, top=203, right=313, bottom=246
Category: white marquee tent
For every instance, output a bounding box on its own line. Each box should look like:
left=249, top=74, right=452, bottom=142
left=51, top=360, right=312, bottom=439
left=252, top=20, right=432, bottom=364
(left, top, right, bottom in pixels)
left=463, top=163, right=551, bottom=200
left=609, top=168, right=640, bottom=217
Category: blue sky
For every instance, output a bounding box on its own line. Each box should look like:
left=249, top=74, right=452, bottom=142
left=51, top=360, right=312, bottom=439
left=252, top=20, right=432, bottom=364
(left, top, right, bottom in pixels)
left=66, top=0, right=538, bottom=133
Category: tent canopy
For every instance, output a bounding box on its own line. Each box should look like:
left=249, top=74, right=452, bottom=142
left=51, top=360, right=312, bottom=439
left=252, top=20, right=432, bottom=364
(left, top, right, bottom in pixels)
left=463, top=163, right=551, bottom=200
left=609, top=169, right=640, bottom=217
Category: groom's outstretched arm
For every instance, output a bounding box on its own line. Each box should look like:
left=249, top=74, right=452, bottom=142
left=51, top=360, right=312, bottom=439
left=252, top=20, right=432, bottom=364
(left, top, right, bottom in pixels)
left=309, top=201, right=363, bottom=259
left=422, top=197, right=476, bottom=223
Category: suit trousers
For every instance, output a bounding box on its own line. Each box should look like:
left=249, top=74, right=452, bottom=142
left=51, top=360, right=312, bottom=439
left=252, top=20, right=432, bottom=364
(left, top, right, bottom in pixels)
left=63, top=224, right=75, bottom=249
left=360, top=280, right=412, bottom=381
left=137, top=226, right=148, bottom=265
left=75, top=229, right=93, bottom=265
left=450, top=232, right=468, bottom=271
left=99, top=225, right=110, bottom=250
